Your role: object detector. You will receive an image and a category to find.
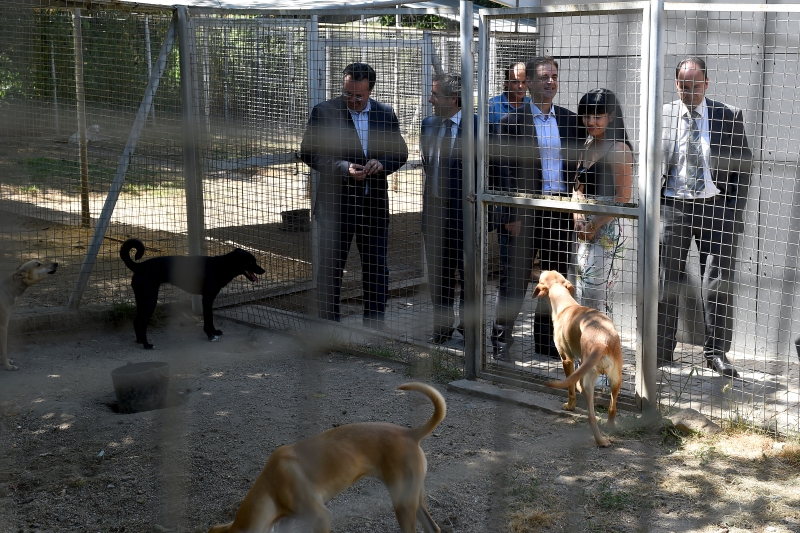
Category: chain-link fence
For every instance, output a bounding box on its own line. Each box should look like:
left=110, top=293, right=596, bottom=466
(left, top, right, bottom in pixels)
left=1, top=1, right=799, bottom=434
left=476, top=4, right=646, bottom=413
left=655, top=4, right=800, bottom=434
left=0, top=4, right=468, bottom=377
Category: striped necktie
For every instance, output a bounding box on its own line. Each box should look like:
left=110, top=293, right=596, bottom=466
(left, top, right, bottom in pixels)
left=685, top=110, right=705, bottom=194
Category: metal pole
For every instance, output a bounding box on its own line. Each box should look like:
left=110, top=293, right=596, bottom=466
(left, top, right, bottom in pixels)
left=637, top=0, right=664, bottom=417
left=50, top=38, right=59, bottom=135
left=461, top=0, right=477, bottom=380
left=177, top=6, right=205, bottom=315
left=72, top=9, right=90, bottom=228
left=256, top=25, right=262, bottom=126
left=67, top=16, right=178, bottom=309
left=201, top=28, right=211, bottom=137
left=474, top=8, right=489, bottom=380
left=144, top=15, right=156, bottom=125
left=224, top=27, right=229, bottom=122
left=309, top=16, right=321, bottom=290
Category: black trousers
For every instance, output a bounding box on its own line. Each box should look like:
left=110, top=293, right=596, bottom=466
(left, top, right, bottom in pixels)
left=658, top=196, right=740, bottom=362
left=316, top=184, right=389, bottom=325
left=493, top=207, right=573, bottom=356
left=423, top=195, right=464, bottom=333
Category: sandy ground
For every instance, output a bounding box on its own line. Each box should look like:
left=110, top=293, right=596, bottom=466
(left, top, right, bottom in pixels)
left=0, top=315, right=798, bottom=533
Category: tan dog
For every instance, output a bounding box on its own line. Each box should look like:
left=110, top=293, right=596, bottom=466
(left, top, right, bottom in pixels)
left=1, top=260, right=58, bottom=371
left=207, top=382, right=446, bottom=533
left=532, top=270, right=623, bottom=447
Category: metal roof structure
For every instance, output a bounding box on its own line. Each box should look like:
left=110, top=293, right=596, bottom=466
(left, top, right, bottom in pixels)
left=6, top=0, right=534, bottom=30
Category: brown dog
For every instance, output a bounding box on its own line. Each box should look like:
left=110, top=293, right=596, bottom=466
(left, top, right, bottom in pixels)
left=207, top=382, right=446, bottom=533
left=532, top=270, right=623, bottom=447
left=1, top=260, right=58, bottom=371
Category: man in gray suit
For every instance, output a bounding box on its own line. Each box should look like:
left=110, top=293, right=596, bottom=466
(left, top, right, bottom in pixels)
left=658, top=57, right=751, bottom=377
left=420, top=73, right=476, bottom=344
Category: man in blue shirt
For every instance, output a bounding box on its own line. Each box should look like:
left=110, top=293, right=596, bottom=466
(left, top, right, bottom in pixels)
left=490, top=57, right=581, bottom=362
left=487, top=62, right=530, bottom=131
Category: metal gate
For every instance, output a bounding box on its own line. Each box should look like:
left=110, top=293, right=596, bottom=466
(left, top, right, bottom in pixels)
left=474, top=3, right=652, bottom=411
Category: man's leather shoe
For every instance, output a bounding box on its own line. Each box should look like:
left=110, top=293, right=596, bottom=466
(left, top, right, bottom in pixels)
left=428, top=327, right=454, bottom=345
left=707, top=354, right=738, bottom=377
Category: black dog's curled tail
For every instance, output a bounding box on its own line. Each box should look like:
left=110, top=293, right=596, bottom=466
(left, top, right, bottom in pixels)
left=120, top=238, right=146, bottom=273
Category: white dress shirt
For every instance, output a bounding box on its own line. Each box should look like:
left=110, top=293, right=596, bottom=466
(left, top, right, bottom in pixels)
left=530, top=102, right=564, bottom=193
left=664, top=98, right=719, bottom=199
left=446, top=109, right=461, bottom=146
left=349, top=99, right=371, bottom=157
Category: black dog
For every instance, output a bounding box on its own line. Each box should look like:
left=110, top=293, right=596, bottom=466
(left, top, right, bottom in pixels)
left=120, top=239, right=265, bottom=349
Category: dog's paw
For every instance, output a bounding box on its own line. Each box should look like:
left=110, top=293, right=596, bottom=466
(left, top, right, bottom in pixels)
left=562, top=402, right=576, bottom=411
left=4, top=361, right=18, bottom=371
left=143, top=343, right=154, bottom=350
left=596, top=438, right=612, bottom=448
left=213, top=329, right=223, bottom=336
left=209, top=335, right=221, bottom=342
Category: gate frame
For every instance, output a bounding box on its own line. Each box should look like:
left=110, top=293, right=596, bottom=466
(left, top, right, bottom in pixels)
left=472, top=1, right=659, bottom=413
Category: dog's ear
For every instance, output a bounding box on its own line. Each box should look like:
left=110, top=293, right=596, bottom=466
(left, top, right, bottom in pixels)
left=564, top=280, right=576, bottom=297
left=532, top=283, right=547, bottom=299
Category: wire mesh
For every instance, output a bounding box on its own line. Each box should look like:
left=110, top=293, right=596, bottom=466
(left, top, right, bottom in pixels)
left=478, top=8, right=643, bottom=409
left=1, top=2, right=799, bottom=435
left=0, top=6, right=185, bottom=329
left=658, top=7, right=800, bottom=434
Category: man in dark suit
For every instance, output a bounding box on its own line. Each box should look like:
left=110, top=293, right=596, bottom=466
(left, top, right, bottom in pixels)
left=420, top=73, right=476, bottom=344
left=300, top=63, right=408, bottom=329
left=490, top=56, right=582, bottom=361
left=658, top=57, right=751, bottom=377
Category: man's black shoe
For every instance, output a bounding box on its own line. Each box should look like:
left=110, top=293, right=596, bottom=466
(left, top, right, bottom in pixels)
left=492, top=344, right=511, bottom=361
left=428, top=327, right=455, bottom=345
left=707, top=354, right=738, bottom=377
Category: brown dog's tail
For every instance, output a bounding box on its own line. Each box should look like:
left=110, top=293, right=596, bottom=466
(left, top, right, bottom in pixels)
left=398, top=382, right=447, bottom=443
left=545, top=336, right=621, bottom=389
left=120, top=238, right=146, bottom=273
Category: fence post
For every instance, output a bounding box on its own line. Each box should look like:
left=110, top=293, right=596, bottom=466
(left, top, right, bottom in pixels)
left=177, top=6, right=205, bottom=315
left=637, top=0, right=664, bottom=417
left=308, top=15, right=321, bottom=293
left=474, top=6, right=489, bottom=380
left=50, top=38, right=59, bottom=135
left=67, top=15, right=178, bottom=310
left=144, top=15, right=156, bottom=125
left=461, top=0, right=477, bottom=380
left=72, top=9, right=90, bottom=228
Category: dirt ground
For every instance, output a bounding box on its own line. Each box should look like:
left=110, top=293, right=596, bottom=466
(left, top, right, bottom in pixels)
left=0, top=315, right=799, bottom=533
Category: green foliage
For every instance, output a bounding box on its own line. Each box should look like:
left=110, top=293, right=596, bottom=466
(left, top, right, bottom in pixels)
left=14, top=156, right=177, bottom=195
left=0, top=9, right=178, bottom=110
left=595, top=480, right=634, bottom=510
left=378, top=14, right=450, bottom=30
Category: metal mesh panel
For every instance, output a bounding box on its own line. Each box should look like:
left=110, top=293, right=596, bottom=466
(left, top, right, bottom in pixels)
left=478, top=8, right=643, bottom=410
left=658, top=7, right=800, bottom=433
left=175, top=11, right=466, bottom=375
left=0, top=6, right=185, bottom=328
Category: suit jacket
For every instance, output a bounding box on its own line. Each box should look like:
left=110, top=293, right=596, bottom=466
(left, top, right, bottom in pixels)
left=300, top=97, right=408, bottom=220
left=420, top=113, right=478, bottom=235
left=489, top=104, right=583, bottom=224
left=661, top=97, right=752, bottom=221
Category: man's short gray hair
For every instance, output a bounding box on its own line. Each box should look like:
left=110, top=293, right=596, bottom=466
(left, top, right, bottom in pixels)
left=433, top=73, right=462, bottom=107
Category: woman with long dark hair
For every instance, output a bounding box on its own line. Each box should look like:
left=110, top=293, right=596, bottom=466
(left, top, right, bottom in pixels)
left=572, top=88, right=633, bottom=316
